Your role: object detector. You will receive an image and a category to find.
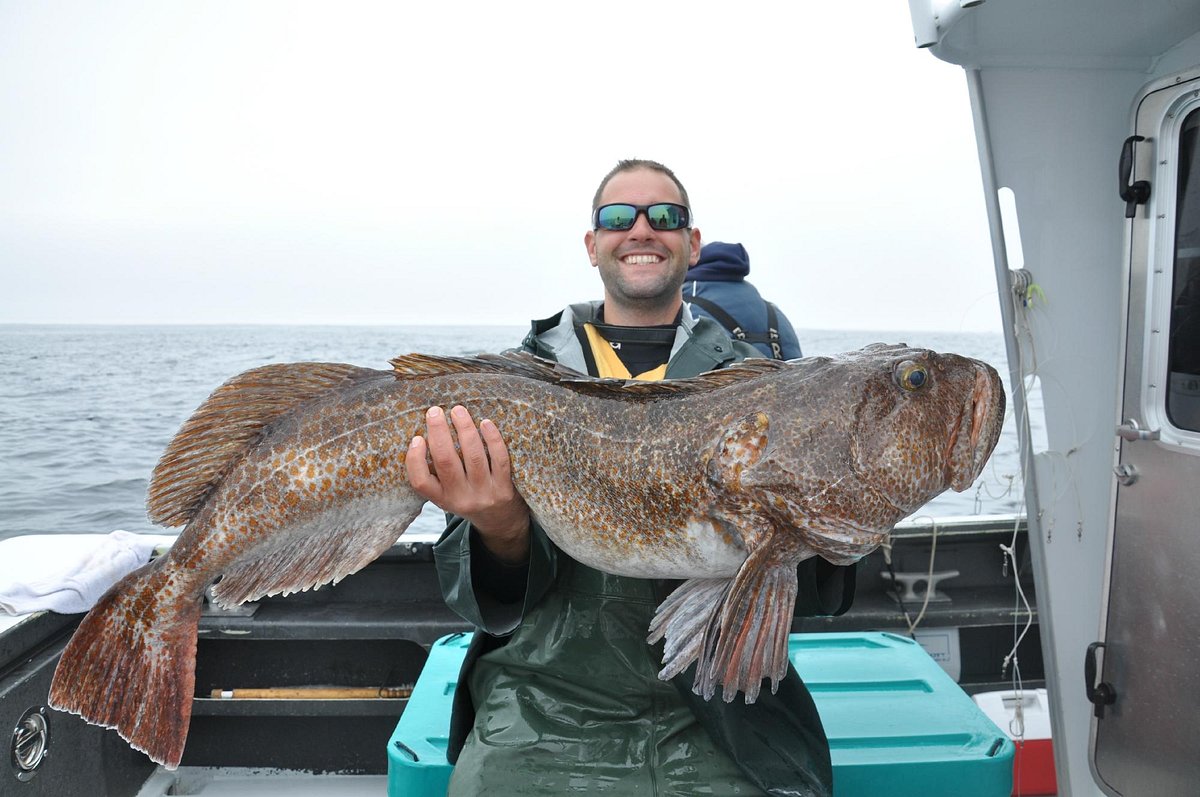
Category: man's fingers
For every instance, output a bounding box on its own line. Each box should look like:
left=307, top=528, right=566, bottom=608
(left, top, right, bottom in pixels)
left=480, top=419, right=513, bottom=482
left=405, top=435, right=443, bottom=502
left=422, top=406, right=466, bottom=486
left=450, top=405, right=490, bottom=480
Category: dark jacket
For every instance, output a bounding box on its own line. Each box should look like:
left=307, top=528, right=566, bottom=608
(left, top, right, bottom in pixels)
left=683, top=241, right=803, bottom=360
left=433, top=302, right=855, bottom=796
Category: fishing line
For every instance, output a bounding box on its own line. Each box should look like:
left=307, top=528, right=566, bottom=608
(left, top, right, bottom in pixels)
left=999, top=270, right=1095, bottom=736
left=880, top=541, right=917, bottom=632
left=882, top=515, right=940, bottom=637
left=994, top=270, right=1047, bottom=740
left=999, top=291, right=1097, bottom=747
left=902, top=515, right=940, bottom=635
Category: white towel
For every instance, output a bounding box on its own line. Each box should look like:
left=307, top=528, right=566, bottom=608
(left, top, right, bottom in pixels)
left=0, top=530, right=171, bottom=616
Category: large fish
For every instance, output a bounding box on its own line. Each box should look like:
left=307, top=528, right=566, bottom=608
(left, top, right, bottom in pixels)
left=48, top=343, right=1004, bottom=769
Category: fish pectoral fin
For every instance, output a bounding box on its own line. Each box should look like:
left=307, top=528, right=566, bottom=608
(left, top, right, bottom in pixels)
left=799, top=520, right=888, bottom=567
left=707, top=412, right=770, bottom=487
left=821, top=550, right=865, bottom=567
left=693, top=537, right=807, bottom=704
left=648, top=578, right=732, bottom=682
left=210, top=506, right=423, bottom=607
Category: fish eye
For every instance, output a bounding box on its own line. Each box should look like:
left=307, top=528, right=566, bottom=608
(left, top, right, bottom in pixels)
left=895, top=360, right=928, bottom=391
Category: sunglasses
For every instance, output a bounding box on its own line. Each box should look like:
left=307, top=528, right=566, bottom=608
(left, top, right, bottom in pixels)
left=592, top=203, right=691, bottom=232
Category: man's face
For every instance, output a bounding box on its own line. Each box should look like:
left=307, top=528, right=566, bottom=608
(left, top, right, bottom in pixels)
left=584, top=168, right=702, bottom=317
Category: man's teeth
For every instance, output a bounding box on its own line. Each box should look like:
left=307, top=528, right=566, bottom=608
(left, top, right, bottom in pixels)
left=623, top=255, right=662, bottom=265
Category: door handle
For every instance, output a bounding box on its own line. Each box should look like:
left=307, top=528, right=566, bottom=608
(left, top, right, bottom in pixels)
left=1085, top=642, right=1117, bottom=719
left=1119, top=135, right=1151, bottom=218
left=1116, top=419, right=1160, bottom=442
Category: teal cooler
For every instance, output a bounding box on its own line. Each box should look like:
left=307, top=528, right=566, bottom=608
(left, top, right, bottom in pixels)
left=387, top=631, right=1013, bottom=796
left=795, top=632, right=1013, bottom=795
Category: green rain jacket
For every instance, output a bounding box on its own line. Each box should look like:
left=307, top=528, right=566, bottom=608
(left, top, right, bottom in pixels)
left=433, top=302, right=857, bottom=796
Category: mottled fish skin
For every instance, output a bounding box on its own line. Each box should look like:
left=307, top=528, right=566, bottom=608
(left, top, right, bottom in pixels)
left=48, top=344, right=1004, bottom=768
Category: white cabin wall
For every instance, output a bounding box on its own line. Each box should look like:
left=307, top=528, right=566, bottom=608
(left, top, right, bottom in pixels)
left=1153, top=28, right=1200, bottom=78
left=969, top=65, right=1147, bottom=797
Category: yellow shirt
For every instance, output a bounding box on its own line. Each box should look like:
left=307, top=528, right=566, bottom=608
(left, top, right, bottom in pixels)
left=582, top=323, right=669, bottom=381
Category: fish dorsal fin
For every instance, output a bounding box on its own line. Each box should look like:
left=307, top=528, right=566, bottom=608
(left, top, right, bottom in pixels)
left=390, top=350, right=789, bottom=400
left=555, top=356, right=789, bottom=399
left=390, top=350, right=575, bottom=382
left=147, top=362, right=385, bottom=527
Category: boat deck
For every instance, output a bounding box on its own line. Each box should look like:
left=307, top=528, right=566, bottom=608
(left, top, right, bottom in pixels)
left=135, top=769, right=387, bottom=797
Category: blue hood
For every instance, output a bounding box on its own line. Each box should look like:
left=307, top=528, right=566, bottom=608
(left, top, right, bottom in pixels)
left=687, top=241, right=750, bottom=282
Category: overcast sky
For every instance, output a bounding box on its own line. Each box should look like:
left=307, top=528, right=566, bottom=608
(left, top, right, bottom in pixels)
left=0, top=2, right=999, bottom=332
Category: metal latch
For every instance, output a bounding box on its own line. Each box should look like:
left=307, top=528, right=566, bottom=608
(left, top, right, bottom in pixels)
left=1113, top=463, right=1139, bottom=486
left=1116, top=419, right=1160, bottom=442
left=10, top=706, right=50, bottom=781
left=1119, top=135, right=1151, bottom=218
left=1085, top=642, right=1117, bottom=719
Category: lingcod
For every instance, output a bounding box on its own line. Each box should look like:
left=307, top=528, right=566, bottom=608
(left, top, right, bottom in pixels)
left=49, top=343, right=1004, bottom=769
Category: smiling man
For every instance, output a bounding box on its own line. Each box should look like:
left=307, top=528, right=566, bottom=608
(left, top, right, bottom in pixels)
left=406, top=160, right=856, bottom=796
left=585, top=165, right=701, bottom=325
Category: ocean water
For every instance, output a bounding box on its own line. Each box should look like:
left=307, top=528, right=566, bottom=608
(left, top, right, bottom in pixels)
left=0, top=325, right=1023, bottom=544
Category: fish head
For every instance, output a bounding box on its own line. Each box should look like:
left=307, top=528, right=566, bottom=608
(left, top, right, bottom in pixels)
left=836, top=343, right=1006, bottom=514
left=709, top=344, right=1005, bottom=562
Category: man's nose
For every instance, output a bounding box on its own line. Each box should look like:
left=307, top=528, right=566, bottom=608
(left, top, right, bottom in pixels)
left=627, top=211, right=657, bottom=237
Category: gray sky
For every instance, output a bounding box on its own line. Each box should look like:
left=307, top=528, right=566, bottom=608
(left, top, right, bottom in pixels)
left=0, top=2, right=998, bottom=332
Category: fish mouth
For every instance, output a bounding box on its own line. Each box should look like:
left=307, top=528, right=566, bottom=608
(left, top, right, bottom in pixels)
left=945, top=364, right=1005, bottom=492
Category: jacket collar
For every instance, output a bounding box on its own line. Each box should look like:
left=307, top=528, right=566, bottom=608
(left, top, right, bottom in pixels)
left=523, top=301, right=748, bottom=377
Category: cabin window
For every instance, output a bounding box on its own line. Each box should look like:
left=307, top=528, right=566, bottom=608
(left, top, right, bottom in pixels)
left=1168, top=108, right=1200, bottom=432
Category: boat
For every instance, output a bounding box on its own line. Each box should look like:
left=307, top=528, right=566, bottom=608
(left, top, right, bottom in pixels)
left=909, top=1, right=1200, bottom=794
left=2, top=517, right=1035, bottom=796
left=6, top=1, right=1199, bottom=794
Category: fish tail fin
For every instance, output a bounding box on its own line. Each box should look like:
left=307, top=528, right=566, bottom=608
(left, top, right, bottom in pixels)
left=49, top=560, right=202, bottom=770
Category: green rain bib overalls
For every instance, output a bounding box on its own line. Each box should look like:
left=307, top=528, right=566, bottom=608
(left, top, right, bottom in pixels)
left=433, top=304, right=855, bottom=796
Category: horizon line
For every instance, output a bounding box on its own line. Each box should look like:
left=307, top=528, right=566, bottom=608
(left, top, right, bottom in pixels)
left=0, top=320, right=1003, bottom=335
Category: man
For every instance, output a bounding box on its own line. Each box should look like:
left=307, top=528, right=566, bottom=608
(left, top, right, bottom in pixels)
left=406, top=160, right=855, bottom=796
left=683, top=240, right=804, bottom=360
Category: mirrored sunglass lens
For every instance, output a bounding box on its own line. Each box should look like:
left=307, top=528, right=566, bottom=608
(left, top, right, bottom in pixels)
left=647, top=204, right=685, bottom=230
left=597, top=205, right=636, bottom=230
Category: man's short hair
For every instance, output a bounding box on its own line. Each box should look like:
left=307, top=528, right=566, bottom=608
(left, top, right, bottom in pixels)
left=592, top=159, right=692, bottom=212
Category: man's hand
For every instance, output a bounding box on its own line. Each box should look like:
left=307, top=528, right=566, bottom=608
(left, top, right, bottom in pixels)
left=406, top=405, right=531, bottom=564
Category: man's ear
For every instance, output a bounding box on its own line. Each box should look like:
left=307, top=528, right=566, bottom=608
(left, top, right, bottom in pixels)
left=688, top=227, right=702, bottom=266
left=584, top=230, right=598, bottom=266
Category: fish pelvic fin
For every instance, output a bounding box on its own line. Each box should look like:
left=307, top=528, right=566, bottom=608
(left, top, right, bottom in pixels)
left=653, top=537, right=807, bottom=704
left=209, top=505, right=424, bottom=606
left=48, top=560, right=202, bottom=770
left=648, top=578, right=732, bottom=682
left=147, top=362, right=387, bottom=528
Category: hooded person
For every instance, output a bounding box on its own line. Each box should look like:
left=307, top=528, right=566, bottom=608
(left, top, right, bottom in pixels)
left=683, top=241, right=803, bottom=360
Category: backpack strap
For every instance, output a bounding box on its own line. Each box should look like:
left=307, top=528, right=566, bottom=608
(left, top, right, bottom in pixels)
left=685, top=296, right=745, bottom=340
left=764, top=302, right=784, bottom=360
left=687, top=295, right=786, bottom=360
